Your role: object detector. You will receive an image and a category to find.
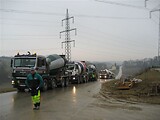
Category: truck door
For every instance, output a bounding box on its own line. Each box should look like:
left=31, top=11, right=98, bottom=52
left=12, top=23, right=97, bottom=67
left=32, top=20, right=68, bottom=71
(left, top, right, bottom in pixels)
left=37, top=57, right=46, bottom=73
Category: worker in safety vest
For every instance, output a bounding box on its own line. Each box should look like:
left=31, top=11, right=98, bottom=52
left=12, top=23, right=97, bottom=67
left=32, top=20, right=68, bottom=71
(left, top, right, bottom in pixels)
left=25, top=68, right=43, bottom=110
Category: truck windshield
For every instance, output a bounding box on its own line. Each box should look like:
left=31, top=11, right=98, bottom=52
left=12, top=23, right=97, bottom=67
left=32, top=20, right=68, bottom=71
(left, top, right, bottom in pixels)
left=14, top=58, right=36, bottom=67
left=99, top=71, right=107, bottom=74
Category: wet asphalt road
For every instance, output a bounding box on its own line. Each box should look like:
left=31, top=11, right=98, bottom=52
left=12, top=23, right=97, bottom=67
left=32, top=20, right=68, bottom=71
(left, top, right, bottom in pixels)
left=0, top=81, right=160, bottom=120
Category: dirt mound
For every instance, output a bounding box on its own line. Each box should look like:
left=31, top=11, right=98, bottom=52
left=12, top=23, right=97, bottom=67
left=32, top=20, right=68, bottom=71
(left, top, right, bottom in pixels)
left=99, top=69, right=160, bottom=104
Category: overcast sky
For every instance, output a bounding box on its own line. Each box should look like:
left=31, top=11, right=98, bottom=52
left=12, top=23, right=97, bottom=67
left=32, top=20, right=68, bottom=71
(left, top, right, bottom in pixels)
left=0, top=0, right=160, bottom=62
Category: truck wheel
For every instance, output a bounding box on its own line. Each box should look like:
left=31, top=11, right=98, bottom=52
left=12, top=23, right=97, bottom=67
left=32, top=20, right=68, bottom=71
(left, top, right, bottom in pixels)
left=42, top=79, right=48, bottom=91
left=80, top=76, right=83, bottom=84
left=84, top=76, right=87, bottom=83
left=65, top=79, right=69, bottom=87
left=51, top=79, right=56, bottom=89
left=86, top=77, right=89, bottom=83
left=61, top=80, right=65, bottom=87
left=17, top=88, right=24, bottom=92
left=77, top=77, right=80, bottom=84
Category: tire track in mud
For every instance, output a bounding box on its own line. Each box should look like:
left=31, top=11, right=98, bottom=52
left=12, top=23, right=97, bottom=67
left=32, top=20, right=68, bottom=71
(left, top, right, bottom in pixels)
left=91, top=93, right=142, bottom=111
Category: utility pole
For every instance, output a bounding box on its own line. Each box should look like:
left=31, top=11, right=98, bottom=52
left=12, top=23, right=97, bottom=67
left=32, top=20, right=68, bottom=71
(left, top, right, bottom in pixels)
left=0, top=0, right=3, bottom=56
left=150, top=8, right=160, bottom=59
left=144, top=0, right=149, bottom=8
left=60, top=9, right=77, bottom=61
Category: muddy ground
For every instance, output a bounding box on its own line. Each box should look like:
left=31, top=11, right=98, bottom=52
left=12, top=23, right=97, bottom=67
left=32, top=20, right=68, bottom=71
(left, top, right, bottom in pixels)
left=99, top=69, right=160, bottom=104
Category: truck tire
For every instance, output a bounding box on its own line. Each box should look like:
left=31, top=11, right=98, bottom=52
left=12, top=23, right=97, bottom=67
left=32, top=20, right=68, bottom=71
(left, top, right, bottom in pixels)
left=86, top=76, right=89, bottom=83
left=50, top=79, right=56, bottom=89
left=65, top=79, right=69, bottom=87
left=61, top=79, right=65, bottom=87
left=42, top=79, right=48, bottom=91
left=83, top=76, right=87, bottom=83
left=80, top=76, right=83, bottom=84
left=17, top=88, right=24, bottom=92
left=77, top=77, right=80, bottom=84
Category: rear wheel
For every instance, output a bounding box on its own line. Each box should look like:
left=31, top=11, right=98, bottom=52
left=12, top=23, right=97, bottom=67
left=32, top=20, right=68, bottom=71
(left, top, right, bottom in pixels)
left=80, top=76, right=83, bottom=84
left=50, top=79, right=56, bottom=89
left=77, top=77, right=80, bottom=84
left=65, top=78, right=69, bottom=87
left=42, top=79, right=48, bottom=91
left=61, top=79, right=65, bottom=87
left=17, top=88, right=25, bottom=92
left=83, top=75, right=87, bottom=83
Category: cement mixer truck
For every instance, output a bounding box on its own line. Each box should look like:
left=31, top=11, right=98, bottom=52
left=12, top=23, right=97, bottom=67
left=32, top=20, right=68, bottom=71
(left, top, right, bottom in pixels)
left=66, top=61, right=88, bottom=84
left=11, top=52, right=70, bottom=91
left=87, top=64, right=98, bottom=81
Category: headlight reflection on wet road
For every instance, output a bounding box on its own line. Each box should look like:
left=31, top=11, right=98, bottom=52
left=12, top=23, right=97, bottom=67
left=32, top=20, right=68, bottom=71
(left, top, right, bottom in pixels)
left=72, top=86, right=76, bottom=95
left=72, top=86, right=77, bottom=103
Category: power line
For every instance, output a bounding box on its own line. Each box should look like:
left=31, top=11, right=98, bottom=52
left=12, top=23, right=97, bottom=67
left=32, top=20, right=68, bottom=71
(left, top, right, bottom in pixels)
left=76, top=23, right=156, bottom=54
left=1, top=22, right=58, bottom=27
left=1, top=47, right=60, bottom=53
left=151, top=4, right=160, bottom=11
left=0, top=8, right=64, bottom=16
left=0, top=8, right=149, bottom=20
left=95, top=0, right=146, bottom=9
left=75, top=14, right=149, bottom=20
left=0, top=17, right=58, bottom=23
left=1, top=34, right=58, bottom=36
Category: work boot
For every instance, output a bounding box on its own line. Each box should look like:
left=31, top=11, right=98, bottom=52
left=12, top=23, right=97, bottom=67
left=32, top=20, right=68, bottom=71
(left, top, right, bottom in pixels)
left=37, top=102, right=40, bottom=107
left=33, top=103, right=40, bottom=110
left=33, top=107, right=37, bottom=110
left=36, top=106, right=40, bottom=110
left=33, top=104, right=37, bottom=110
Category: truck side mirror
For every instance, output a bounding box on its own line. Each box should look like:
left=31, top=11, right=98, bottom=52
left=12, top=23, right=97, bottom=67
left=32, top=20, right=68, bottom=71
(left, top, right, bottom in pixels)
left=86, top=68, right=88, bottom=72
left=11, top=59, right=13, bottom=67
left=35, top=67, right=39, bottom=70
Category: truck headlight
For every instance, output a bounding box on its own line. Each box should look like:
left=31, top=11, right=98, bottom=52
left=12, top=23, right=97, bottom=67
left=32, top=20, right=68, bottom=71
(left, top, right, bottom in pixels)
left=100, top=76, right=101, bottom=78
left=13, top=70, right=16, bottom=73
left=12, top=80, right=15, bottom=84
left=105, top=76, right=107, bottom=78
left=73, top=77, right=75, bottom=80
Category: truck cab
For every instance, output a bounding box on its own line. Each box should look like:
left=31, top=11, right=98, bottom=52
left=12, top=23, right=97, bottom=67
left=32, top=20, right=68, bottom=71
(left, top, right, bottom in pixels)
left=99, top=70, right=109, bottom=79
left=87, top=65, right=97, bottom=81
left=11, top=53, right=46, bottom=91
left=66, top=61, right=88, bottom=84
left=66, top=63, right=78, bottom=83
